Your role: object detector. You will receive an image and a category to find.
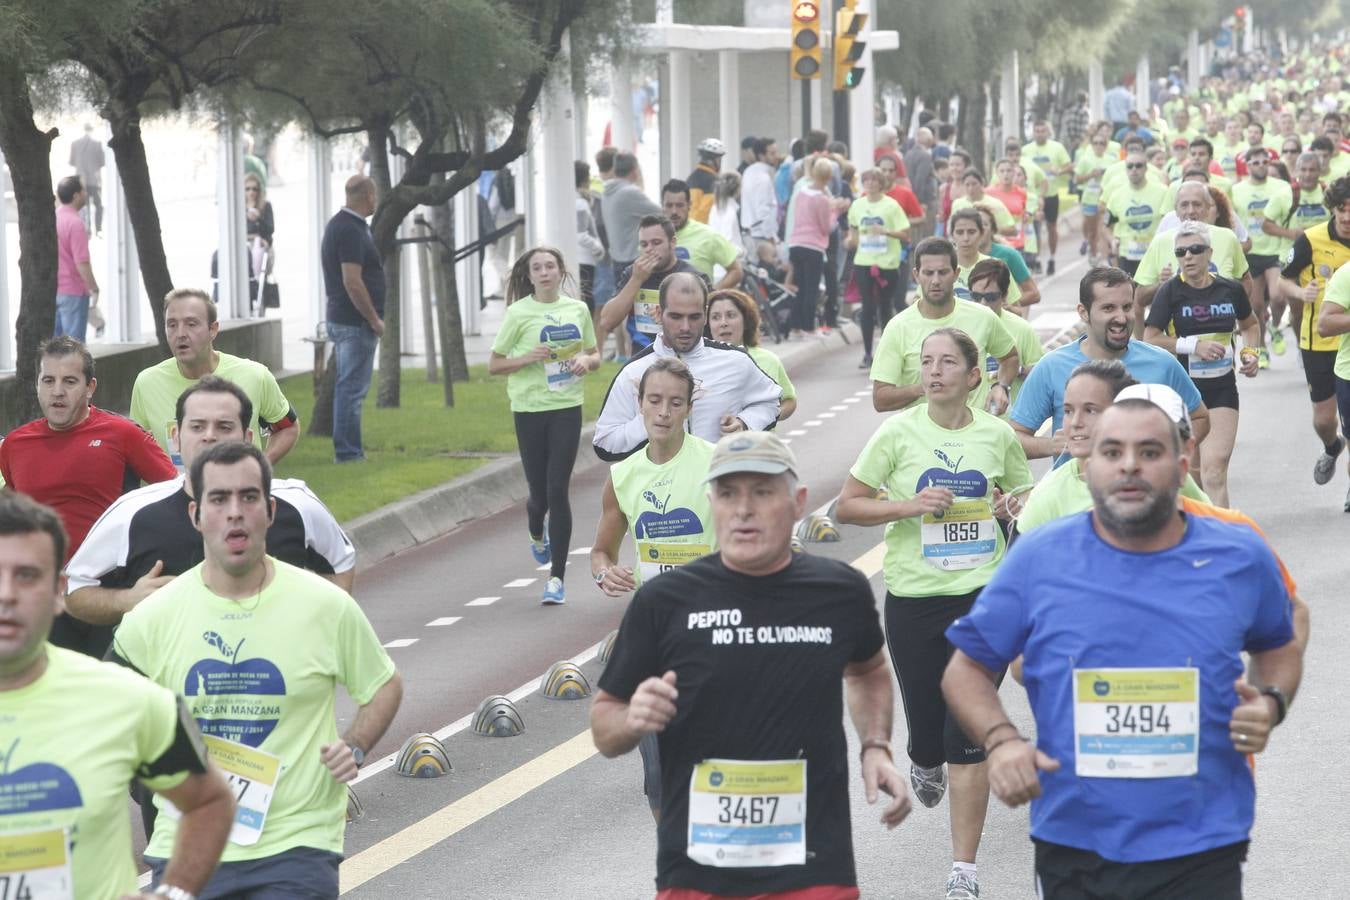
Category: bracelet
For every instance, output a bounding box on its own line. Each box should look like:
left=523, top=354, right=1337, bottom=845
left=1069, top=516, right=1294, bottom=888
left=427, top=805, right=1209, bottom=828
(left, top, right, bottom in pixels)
left=984, top=733, right=1027, bottom=756
left=859, top=739, right=893, bottom=763
left=983, top=721, right=1018, bottom=743
left=1175, top=335, right=1199, bottom=355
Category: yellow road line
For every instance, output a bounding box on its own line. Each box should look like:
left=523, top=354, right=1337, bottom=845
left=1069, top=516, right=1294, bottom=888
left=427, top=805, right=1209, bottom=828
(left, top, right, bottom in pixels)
left=340, top=730, right=598, bottom=893
left=341, top=539, right=888, bottom=893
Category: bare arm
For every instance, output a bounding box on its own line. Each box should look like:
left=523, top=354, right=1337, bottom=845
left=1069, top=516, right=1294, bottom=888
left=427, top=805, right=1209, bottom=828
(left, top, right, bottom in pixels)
left=264, top=425, right=299, bottom=465
left=340, top=262, right=384, bottom=335
left=715, top=259, right=744, bottom=291
left=590, top=672, right=678, bottom=758
left=778, top=397, right=798, bottom=420
left=150, top=766, right=235, bottom=897
left=591, top=478, right=636, bottom=597
left=322, top=569, right=356, bottom=593
left=1013, top=421, right=1067, bottom=460
left=600, top=261, right=652, bottom=332
left=65, top=565, right=174, bottom=626
left=871, top=379, right=925, bottom=413
left=320, top=672, right=404, bottom=784
left=1318, top=297, right=1350, bottom=337
left=844, top=650, right=912, bottom=829
left=76, top=260, right=99, bottom=296
left=488, top=346, right=550, bottom=376
left=1188, top=401, right=1210, bottom=445
left=1015, top=277, right=1041, bottom=308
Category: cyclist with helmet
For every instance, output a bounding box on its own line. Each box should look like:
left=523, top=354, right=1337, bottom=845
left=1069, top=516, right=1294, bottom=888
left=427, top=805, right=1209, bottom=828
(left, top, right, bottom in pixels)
left=688, top=138, right=725, bottom=224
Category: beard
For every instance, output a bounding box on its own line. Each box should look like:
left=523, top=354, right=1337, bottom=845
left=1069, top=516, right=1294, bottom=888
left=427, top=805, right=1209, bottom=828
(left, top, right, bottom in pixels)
left=1088, top=475, right=1179, bottom=538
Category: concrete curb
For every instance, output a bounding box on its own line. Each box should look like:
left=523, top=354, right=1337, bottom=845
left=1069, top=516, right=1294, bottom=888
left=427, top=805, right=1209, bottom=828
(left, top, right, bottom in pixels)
left=345, top=323, right=860, bottom=567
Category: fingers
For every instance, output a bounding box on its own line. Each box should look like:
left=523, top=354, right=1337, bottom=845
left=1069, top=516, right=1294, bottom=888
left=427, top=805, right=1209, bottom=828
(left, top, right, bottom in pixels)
left=1034, top=750, right=1061, bottom=772
left=882, top=791, right=912, bottom=829
left=1233, top=678, right=1261, bottom=702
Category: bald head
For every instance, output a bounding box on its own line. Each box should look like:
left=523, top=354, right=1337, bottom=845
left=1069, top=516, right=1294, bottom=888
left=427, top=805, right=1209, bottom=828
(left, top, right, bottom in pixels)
left=345, top=175, right=377, bottom=217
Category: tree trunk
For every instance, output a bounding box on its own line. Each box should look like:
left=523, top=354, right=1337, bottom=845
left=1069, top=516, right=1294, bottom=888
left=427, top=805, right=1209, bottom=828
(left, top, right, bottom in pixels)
left=367, top=126, right=402, bottom=408
left=105, top=94, right=174, bottom=354
left=0, top=62, right=58, bottom=425
left=415, top=227, right=438, bottom=383
left=429, top=191, right=469, bottom=384
left=308, top=346, right=337, bottom=437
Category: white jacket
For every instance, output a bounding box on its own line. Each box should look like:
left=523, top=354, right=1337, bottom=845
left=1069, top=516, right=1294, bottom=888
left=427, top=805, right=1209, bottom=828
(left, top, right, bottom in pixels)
left=593, top=335, right=782, bottom=461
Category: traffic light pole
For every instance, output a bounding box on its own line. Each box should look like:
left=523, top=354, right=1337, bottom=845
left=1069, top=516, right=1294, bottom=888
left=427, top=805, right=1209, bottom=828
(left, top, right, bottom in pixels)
left=803, top=79, right=812, bottom=136
left=832, top=0, right=849, bottom=149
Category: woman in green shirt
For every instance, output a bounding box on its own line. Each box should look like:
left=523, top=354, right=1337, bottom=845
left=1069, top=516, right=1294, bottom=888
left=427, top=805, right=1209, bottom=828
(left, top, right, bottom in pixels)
left=488, top=247, right=600, bottom=605
left=836, top=327, right=1032, bottom=900
left=705, top=289, right=797, bottom=420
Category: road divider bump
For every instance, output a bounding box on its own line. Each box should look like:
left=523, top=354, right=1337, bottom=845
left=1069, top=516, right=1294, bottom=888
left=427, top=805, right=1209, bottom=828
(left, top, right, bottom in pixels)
left=396, top=733, right=453, bottom=778
left=597, top=629, right=619, bottom=664
left=346, top=786, right=364, bottom=823
left=797, top=513, right=840, bottom=543
left=540, top=661, right=593, bottom=700
left=472, top=695, right=525, bottom=738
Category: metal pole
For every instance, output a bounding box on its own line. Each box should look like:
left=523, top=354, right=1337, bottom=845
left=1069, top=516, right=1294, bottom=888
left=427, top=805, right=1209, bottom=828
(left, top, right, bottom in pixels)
left=802, top=79, right=812, bottom=137
left=0, top=150, right=11, bottom=369
left=832, top=0, right=848, bottom=147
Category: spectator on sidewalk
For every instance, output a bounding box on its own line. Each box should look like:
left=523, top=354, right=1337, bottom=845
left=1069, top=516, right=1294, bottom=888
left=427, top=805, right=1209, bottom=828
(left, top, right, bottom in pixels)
left=69, top=123, right=105, bottom=236
left=54, top=176, right=99, bottom=341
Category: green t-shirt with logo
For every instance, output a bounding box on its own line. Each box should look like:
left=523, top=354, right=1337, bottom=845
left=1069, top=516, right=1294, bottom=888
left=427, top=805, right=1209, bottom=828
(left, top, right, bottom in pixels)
left=1232, top=178, right=1294, bottom=257
left=130, top=352, right=292, bottom=465
left=748, top=346, right=796, bottom=402
left=0, top=647, right=192, bottom=900
left=1100, top=161, right=1163, bottom=204
left=1288, top=184, right=1330, bottom=238
left=113, top=561, right=397, bottom=863
left=850, top=406, right=1032, bottom=597
left=1074, top=149, right=1113, bottom=209
left=1134, top=224, right=1250, bottom=286
left=1104, top=181, right=1170, bottom=261
left=1022, top=140, right=1072, bottom=194
left=675, top=219, right=740, bottom=280
left=1319, top=261, right=1350, bottom=380
left=1017, top=457, right=1211, bottom=533
left=847, top=194, right=910, bottom=269
left=1017, top=160, right=1049, bottom=199
left=612, top=435, right=718, bottom=585
left=870, top=300, right=1016, bottom=412
left=491, top=295, right=597, bottom=413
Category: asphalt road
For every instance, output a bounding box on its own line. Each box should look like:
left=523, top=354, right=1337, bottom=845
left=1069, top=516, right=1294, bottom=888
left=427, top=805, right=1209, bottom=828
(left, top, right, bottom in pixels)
left=326, top=255, right=1345, bottom=899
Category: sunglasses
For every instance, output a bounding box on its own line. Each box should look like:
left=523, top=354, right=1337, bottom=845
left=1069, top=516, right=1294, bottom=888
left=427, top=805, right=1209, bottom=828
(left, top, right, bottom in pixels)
left=1173, top=244, right=1209, bottom=257
left=1125, top=163, right=1147, bottom=169
left=1283, top=147, right=1300, bottom=153
left=968, top=291, right=1003, bottom=304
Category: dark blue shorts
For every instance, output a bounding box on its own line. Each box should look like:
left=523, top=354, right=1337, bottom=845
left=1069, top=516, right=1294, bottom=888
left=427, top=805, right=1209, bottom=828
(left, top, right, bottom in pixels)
left=1337, top=376, right=1350, bottom=440
left=148, top=846, right=341, bottom=899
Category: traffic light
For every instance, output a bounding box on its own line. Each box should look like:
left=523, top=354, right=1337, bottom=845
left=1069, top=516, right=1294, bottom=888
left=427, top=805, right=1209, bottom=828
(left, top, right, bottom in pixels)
left=833, top=5, right=868, bottom=91
left=790, top=0, right=822, bottom=80
left=1234, top=5, right=1246, bottom=24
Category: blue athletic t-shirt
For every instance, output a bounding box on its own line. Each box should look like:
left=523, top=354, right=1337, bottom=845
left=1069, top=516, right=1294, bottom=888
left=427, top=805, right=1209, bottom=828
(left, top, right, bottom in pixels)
left=1009, top=337, right=1203, bottom=437
left=946, top=512, right=1294, bottom=863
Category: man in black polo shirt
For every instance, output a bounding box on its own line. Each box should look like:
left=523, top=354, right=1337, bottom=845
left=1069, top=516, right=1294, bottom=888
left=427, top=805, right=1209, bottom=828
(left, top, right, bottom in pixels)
left=65, top=376, right=355, bottom=656
left=598, top=214, right=711, bottom=353
left=321, top=175, right=384, bottom=463
left=591, top=432, right=911, bottom=898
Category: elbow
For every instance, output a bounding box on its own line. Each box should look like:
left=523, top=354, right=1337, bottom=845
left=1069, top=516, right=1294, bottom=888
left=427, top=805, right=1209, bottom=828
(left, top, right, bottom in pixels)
left=1316, top=318, right=1333, bottom=338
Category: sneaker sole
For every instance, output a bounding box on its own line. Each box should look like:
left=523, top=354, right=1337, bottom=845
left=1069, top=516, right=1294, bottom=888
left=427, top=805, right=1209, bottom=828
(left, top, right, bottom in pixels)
left=541, top=597, right=566, bottom=606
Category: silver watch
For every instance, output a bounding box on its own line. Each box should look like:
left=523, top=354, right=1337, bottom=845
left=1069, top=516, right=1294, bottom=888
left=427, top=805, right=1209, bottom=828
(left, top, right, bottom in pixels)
left=154, top=886, right=197, bottom=900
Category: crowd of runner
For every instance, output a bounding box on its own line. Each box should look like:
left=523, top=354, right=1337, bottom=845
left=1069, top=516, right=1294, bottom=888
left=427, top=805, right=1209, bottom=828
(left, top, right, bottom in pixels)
left=0, top=34, right=1343, bottom=900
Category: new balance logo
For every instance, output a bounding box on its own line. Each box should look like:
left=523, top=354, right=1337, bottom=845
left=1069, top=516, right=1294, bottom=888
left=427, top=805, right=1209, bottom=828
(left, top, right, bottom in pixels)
left=88, top=439, right=102, bottom=447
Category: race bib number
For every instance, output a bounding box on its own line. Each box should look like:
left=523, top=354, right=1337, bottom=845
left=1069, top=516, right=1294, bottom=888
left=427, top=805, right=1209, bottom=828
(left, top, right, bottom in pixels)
left=858, top=219, right=888, bottom=256
left=1074, top=668, right=1199, bottom=778
left=544, top=342, right=581, bottom=392
left=1123, top=240, right=1149, bottom=261
left=1186, top=333, right=1234, bottom=379
left=921, top=499, right=996, bottom=571
left=0, top=828, right=72, bottom=900
left=163, top=736, right=282, bottom=846
left=635, top=289, right=661, bottom=335
left=636, top=541, right=711, bottom=582
left=687, top=759, right=806, bottom=868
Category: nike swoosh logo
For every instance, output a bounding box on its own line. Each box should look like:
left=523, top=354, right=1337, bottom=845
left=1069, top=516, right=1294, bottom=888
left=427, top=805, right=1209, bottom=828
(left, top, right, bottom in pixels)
left=1192, top=559, right=1211, bottom=568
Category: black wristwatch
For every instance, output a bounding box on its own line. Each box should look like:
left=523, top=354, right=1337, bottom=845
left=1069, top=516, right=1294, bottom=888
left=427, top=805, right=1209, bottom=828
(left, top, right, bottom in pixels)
left=348, top=743, right=366, bottom=767
left=1259, top=685, right=1289, bottom=726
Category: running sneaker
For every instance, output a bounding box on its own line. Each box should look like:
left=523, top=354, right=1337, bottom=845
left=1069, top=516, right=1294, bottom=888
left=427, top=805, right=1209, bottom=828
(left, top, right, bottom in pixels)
left=910, top=763, right=948, bottom=808
left=541, top=577, right=566, bottom=605
left=1313, top=438, right=1344, bottom=485
left=1047, top=258, right=1055, bottom=276
left=529, top=527, right=551, bottom=565
left=1079, top=240, right=1088, bottom=256
left=946, top=870, right=980, bottom=899
left=818, top=325, right=833, bottom=337
left=859, top=354, right=873, bottom=369
left=1258, top=348, right=1270, bottom=369
left=1271, top=328, right=1287, bottom=356
left=1344, top=484, right=1350, bottom=513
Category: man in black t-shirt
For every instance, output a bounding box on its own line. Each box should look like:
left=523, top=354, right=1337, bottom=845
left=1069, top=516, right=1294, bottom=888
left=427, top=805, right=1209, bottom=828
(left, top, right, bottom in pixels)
left=65, top=377, right=355, bottom=657
left=598, top=214, right=711, bottom=353
left=591, top=432, right=910, bottom=898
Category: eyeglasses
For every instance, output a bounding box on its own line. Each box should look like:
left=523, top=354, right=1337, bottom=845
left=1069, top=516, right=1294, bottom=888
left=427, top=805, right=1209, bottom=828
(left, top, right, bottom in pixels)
left=245, top=187, right=260, bottom=192
left=1125, top=163, right=1146, bottom=169
left=968, top=291, right=1003, bottom=304
left=1283, top=147, right=1300, bottom=154
left=1173, top=244, right=1209, bottom=257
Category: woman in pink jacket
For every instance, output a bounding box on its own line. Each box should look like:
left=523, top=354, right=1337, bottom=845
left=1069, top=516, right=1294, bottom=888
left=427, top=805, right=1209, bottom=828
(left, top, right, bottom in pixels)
left=786, top=157, right=837, bottom=338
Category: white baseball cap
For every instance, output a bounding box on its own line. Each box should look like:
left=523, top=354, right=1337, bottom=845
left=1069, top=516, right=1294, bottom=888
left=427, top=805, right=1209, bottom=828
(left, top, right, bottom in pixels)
left=1115, top=382, right=1192, bottom=435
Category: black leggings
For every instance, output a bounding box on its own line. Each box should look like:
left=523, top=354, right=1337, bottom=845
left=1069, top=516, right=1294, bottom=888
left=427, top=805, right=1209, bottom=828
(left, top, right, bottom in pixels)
left=856, top=265, right=901, bottom=356
left=513, top=406, right=582, bottom=579
left=886, top=589, right=1005, bottom=768
left=788, top=246, right=824, bottom=331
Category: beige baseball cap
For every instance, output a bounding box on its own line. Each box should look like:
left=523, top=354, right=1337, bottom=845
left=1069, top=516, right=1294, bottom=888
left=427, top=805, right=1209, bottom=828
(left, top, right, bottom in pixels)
left=704, top=431, right=799, bottom=483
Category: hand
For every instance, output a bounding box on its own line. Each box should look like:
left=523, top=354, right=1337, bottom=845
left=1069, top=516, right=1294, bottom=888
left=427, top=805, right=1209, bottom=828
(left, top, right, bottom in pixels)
left=1238, top=350, right=1259, bottom=377
left=1047, top=428, right=1068, bottom=456
left=1229, top=679, right=1275, bottom=754
left=90, top=291, right=100, bottom=305
left=625, top=671, right=678, bottom=737
left=127, top=560, right=175, bottom=612
left=369, top=318, right=386, bottom=338
left=868, top=223, right=885, bottom=236
left=1158, top=264, right=1175, bottom=282
left=1303, top=280, right=1321, bottom=301
left=719, top=414, right=747, bottom=434
left=631, top=252, right=659, bottom=282
left=320, top=741, right=360, bottom=784
left=985, top=384, right=1010, bottom=416
left=906, top=485, right=955, bottom=516
left=247, top=207, right=260, bottom=221
left=566, top=356, right=593, bottom=377
left=987, top=738, right=1060, bottom=807
left=596, top=565, right=636, bottom=597
left=522, top=345, right=552, bottom=365
left=1195, top=340, right=1227, bottom=360
left=860, top=751, right=913, bottom=829
left=994, top=489, right=1027, bottom=520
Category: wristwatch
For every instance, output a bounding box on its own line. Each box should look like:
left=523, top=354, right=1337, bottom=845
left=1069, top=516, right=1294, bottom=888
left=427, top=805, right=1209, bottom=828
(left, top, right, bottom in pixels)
left=153, top=886, right=196, bottom=900
left=1259, top=685, right=1289, bottom=725
left=348, top=743, right=366, bottom=767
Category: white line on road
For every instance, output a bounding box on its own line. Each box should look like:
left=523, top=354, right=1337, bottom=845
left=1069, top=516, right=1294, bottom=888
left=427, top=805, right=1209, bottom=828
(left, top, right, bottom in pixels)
left=818, top=412, right=835, bottom=418
left=503, top=577, right=536, bottom=588
left=853, top=389, right=871, bottom=397
left=382, top=639, right=419, bottom=649
left=787, top=429, right=807, bottom=436
left=569, top=546, right=592, bottom=555
left=780, top=438, right=792, bottom=444
left=466, top=596, right=500, bottom=606
left=535, top=563, right=550, bottom=571
left=842, top=397, right=860, bottom=403
left=803, top=420, right=822, bottom=427
left=426, top=617, right=462, bottom=627
left=830, top=405, right=848, bottom=411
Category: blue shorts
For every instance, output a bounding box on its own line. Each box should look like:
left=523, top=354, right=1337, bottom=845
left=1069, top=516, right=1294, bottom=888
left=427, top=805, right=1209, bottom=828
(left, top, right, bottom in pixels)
left=1336, top=376, right=1350, bottom=440
left=148, top=846, right=341, bottom=899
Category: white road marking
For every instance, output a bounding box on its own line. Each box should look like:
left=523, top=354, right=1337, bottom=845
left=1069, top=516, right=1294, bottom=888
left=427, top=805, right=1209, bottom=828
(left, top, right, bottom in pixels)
left=830, top=405, right=848, bottom=411
left=788, top=429, right=807, bottom=436
left=426, top=617, right=462, bottom=627
left=536, top=563, right=551, bottom=571
left=382, top=639, right=419, bottom=649
left=853, top=389, right=871, bottom=397
left=803, top=420, right=822, bottom=427
left=503, top=577, right=536, bottom=588
left=842, top=397, right=861, bottom=404
left=466, top=596, right=500, bottom=606
left=569, top=546, right=592, bottom=555
left=818, top=412, right=835, bottom=418
left=780, top=438, right=792, bottom=444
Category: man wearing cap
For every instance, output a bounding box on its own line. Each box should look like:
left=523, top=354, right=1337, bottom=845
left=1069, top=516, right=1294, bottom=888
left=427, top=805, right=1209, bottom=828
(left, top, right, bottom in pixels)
left=943, top=397, right=1302, bottom=899
left=592, top=431, right=912, bottom=899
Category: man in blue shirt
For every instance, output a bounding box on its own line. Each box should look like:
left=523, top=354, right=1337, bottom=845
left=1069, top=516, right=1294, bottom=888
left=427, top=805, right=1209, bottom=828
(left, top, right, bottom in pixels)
left=941, top=399, right=1301, bottom=899
left=1010, top=267, right=1208, bottom=461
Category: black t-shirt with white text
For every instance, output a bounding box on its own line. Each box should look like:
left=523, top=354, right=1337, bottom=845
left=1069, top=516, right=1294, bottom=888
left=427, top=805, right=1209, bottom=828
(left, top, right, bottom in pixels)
left=1145, top=275, right=1251, bottom=384
left=598, top=552, right=884, bottom=895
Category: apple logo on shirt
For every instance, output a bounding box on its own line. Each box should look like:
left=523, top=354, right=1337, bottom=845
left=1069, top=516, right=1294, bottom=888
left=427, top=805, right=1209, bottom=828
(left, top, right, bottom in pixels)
left=184, top=631, right=286, bottom=748
left=0, top=739, right=82, bottom=815
left=539, top=323, right=582, bottom=344
left=915, top=448, right=989, bottom=499
left=634, top=491, right=704, bottom=541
